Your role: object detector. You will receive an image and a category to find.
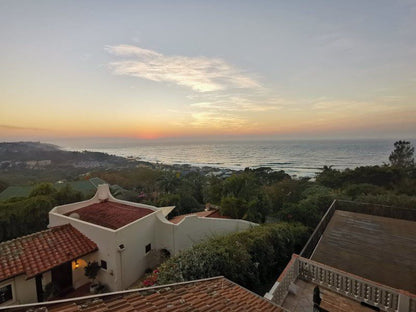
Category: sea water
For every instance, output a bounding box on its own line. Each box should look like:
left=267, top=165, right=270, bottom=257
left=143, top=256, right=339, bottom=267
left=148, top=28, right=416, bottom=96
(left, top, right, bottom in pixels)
left=58, top=139, right=407, bottom=177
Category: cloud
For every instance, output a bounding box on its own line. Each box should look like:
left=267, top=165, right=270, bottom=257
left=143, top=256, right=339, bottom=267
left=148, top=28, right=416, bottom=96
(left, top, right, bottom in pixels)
left=190, top=95, right=282, bottom=112
left=0, top=124, right=46, bottom=131
left=317, top=33, right=356, bottom=51
left=190, top=111, right=247, bottom=129
left=309, top=97, right=407, bottom=118
left=106, top=45, right=260, bottom=92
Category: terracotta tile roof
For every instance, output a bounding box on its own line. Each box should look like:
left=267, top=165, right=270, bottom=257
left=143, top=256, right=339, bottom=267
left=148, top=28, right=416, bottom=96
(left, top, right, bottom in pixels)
left=65, top=201, right=155, bottom=230
left=0, top=224, right=97, bottom=281
left=8, top=277, right=284, bottom=311
left=169, top=209, right=231, bottom=224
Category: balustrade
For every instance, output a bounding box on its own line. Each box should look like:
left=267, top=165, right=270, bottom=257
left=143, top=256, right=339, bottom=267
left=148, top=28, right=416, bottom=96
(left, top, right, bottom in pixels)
left=269, top=255, right=413, bottom=312
left=409, top=298, right=416, bottom=312
left=298, top=257, right=403, bottom=311
left=268, top=257, right=299, bottom=305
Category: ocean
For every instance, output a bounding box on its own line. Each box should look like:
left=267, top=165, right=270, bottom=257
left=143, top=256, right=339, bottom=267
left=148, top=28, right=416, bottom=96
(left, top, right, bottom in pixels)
left=58, top=139, right=408, bottom=177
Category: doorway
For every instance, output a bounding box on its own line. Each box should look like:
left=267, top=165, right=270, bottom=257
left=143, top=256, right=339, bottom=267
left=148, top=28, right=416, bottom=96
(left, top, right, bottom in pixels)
left=51, top=262, right=73, bottom=295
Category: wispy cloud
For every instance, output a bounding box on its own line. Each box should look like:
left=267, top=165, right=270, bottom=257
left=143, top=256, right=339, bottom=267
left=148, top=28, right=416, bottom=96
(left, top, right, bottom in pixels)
left=309, top=97, right=407, bottom=117
left=190, top=111, right=247, bottom=129
left=190, top=95, right=282, bottom=112
left=0, top=124, right=47, bottom=131
left=106, top=45, right=261, bottom=92
left=317, top=33, right=356, bottom=52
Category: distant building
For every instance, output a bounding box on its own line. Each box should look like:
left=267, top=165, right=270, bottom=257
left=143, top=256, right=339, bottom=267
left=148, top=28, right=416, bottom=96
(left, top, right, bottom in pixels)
left=25, top=160, right=51, bottom=169
left=0, top=184, right=255, bottom=306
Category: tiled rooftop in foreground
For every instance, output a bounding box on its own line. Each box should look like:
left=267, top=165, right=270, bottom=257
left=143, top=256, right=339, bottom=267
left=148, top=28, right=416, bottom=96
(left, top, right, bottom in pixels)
left=5, top=277, right=284, bottom=312
left=65, top=201, right=155, bottom=230
left=312, top=210, right=416, bottom=293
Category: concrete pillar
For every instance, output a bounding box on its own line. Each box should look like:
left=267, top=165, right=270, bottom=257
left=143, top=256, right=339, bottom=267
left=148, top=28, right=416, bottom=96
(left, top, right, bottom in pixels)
left=398, top=293, right=410, bottom=312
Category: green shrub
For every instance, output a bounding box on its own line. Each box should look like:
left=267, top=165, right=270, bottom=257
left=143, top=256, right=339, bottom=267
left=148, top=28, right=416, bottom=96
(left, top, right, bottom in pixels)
left=156, top=222, right=309, bottom=293
left=343, top=183, right=385, bottom=199
left=356, top=193, right=416, bottom=209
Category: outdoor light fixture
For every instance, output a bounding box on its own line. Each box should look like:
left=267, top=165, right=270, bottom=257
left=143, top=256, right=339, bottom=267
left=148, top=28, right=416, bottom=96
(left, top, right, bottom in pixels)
left=75, top=260, right=79, bottom=268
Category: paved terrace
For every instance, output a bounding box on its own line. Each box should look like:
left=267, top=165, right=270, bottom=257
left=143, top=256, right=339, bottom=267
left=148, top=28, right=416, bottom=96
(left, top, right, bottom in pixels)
left=311, top=210, right=416, bottom=294
left=282, top=279, right=374, bottom=312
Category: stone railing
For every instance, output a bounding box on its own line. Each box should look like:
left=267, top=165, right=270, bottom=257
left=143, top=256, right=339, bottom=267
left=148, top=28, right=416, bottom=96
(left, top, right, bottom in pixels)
left=264, top=256, right=299, bottom=305
left=266, top=255, right=416, bottom=312
left=298, top=257, right=402, bottom=311
left=410, top=297, right=416, bottom=312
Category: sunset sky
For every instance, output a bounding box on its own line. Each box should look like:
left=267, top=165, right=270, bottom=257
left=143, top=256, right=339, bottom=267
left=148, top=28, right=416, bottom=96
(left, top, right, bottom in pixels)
left=1, top=0, right=415, bottom=141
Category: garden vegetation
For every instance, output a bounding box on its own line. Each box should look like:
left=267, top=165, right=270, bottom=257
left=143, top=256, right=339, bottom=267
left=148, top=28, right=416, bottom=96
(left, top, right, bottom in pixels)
left=0, top=140, right=415, bottom=293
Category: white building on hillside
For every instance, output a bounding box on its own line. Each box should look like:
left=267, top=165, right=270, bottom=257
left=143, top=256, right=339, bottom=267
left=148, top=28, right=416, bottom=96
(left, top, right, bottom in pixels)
left=0, top=184, right=255, bottom=306
left=48, top=184, right=255, bottom=292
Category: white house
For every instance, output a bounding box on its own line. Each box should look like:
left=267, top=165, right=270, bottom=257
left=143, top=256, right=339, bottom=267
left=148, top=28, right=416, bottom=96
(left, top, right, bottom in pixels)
left=0, top=184, right=256, bottom=306
left=0, top=224, right=98, bottom=306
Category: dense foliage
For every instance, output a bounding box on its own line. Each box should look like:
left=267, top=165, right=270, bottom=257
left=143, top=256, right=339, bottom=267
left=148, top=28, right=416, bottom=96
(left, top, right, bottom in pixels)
left=389, top=140, right=415, bottom=168
left=0, top=140, right=415, bottom=295
left=156, top=222, right=309, bottom=293
left=1, top=141, right=415, bottom=243
left=0, top=183, right=84, bottom=241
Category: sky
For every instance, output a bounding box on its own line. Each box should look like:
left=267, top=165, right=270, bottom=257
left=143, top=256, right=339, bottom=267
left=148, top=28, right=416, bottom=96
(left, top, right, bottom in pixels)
left=0, top=0, right=415, bottom=142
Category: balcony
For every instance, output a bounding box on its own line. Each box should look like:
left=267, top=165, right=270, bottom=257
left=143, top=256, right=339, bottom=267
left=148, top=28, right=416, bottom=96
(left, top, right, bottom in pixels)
left=265, top=200, right=416, bottom=312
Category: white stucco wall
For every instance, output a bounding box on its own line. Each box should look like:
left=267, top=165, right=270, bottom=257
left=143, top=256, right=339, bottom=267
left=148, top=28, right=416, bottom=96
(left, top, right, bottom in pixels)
left=71, top=253, right=97, bottom=289
left=169, top=216, right=256, bottom=254
left=49, top=184, right=158, bottom=217
left=48, top=212, right=120, bottom=291
left=49, top=205, right=255, bottom=290
left=41, top=271, right=52, bottom=290
left=115, top=213, right=159, bottom=289
left=155, top=214, right=176, bottom=254
left=47, top=184, right=256, bottom=292
left=0, top=275, right=37, bottom=306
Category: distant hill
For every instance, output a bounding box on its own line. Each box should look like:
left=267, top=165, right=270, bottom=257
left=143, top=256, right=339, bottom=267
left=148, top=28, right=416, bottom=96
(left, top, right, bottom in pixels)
left=0, top=142, right=142, bottom=186
left=0, top=141, right=133, bottom=168
left=0, top=177, right=107, bottom=201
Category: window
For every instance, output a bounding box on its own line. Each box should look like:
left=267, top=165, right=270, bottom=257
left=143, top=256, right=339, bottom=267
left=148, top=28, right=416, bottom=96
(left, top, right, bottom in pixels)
left=101, top=260, right=107, bottom=270
left=145, top=243, right=151, bottom=254
left=0, top=284, right=12, bottom=304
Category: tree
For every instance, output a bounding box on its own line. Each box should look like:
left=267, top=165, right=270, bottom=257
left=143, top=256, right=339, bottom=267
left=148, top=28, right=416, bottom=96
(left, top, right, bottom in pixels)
left=157, top=171, right=180, bottom=193
left=29, top=183, right=57, bottom=197
left=0, top=179, right=8, bottom=193
left=156, top=222, right=309, bottom=293
left=220, top=196, right=247, bottom=219
left=203, top=175, right=223, bottom=204
left=55, top=184, right=83, bottom=205
left=84, top=261, right=100, bottom=286
left=389, top=141, right=415, bottom=168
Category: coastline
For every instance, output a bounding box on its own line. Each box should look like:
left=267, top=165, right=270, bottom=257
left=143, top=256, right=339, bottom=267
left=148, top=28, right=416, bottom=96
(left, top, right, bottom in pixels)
left=57, top=139, right=398, bottom=178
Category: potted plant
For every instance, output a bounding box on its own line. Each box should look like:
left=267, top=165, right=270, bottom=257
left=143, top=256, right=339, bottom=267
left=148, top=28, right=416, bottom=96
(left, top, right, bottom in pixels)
left=84, top=261, right=100, bottom=293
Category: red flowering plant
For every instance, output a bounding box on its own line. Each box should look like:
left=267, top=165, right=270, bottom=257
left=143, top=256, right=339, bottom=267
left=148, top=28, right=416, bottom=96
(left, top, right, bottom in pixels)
left=142, top=269, right=159, bottom=287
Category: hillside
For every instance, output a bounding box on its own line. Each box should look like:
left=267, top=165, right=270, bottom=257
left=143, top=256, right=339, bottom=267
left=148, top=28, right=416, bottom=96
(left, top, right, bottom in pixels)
left=0, top=142, right=139, bottom=186
left=0, top=141, right=132, bottom=166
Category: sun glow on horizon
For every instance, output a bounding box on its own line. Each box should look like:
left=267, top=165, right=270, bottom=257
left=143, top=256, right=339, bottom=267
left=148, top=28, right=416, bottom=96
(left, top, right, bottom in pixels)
left=1, top=1, right=415, bottom=141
